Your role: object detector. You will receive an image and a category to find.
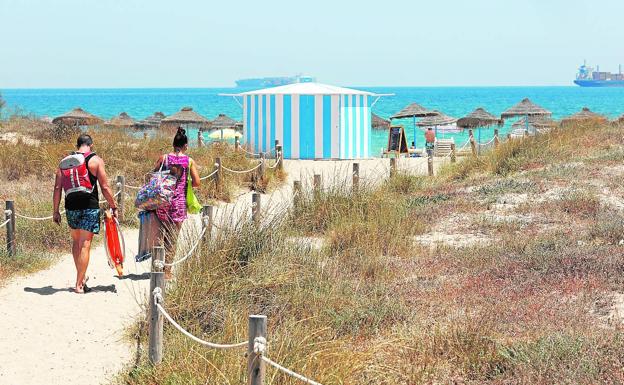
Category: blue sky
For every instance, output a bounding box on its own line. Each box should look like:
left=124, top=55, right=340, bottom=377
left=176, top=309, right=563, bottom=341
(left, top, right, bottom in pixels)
left=1, top=0, right=623, bottom=88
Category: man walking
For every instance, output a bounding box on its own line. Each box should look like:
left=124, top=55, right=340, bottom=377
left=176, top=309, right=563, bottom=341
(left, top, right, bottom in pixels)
left=425, top=127, right=436, bottom=157
left=52, top=134, right=118, bottom=293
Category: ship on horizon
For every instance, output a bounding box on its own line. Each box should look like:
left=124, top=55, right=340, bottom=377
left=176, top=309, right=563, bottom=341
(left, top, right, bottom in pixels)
left=574, top=61, right=624, bottom=87
left=235, top=74, right=315, bottom=88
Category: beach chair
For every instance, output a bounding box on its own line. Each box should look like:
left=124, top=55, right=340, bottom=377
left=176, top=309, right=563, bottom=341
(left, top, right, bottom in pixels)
left=434, top=138, right=454, bottom=157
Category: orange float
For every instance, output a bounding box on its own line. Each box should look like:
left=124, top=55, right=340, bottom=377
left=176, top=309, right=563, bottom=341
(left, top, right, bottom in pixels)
left=104, top=210, right=124, bottom=276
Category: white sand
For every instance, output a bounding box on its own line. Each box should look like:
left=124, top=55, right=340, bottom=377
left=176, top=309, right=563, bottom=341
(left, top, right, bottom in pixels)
left=0, top=156, right=449, bottom=385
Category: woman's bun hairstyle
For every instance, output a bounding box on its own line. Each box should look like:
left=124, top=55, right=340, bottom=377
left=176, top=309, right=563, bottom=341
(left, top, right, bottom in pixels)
left=173, top=126, right=188, bottom=148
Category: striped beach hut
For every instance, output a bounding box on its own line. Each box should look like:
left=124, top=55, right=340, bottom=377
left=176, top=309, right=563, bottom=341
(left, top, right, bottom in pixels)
left=223, top=82, right=389, bottom=159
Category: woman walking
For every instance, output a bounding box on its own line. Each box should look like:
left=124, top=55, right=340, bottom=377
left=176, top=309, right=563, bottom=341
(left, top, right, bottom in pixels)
left=155, top=127, right=200, bottom=278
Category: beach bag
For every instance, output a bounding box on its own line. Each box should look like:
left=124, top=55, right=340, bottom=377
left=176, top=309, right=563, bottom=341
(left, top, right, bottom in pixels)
left=59, top=152, right=95, bottom=196
left=186, top=159, right=202, bottom=214
left=134, top=156, right=178, bottom=211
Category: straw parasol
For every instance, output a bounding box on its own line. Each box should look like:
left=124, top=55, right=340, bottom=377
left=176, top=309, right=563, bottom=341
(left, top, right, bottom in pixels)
left=211, top=113, right=239, bottom=130
left=135, top=112, right=166, bottom=129
left=561, top=107, right=607, bottom=126
left=208, top=128, right=242, bottom=140
left=390, top=103, right=438, bottom=143
left=416, top=111, right=458, bottom=127
left=105, top=112, right=135, bottom=127
left=52, top=107, right=103, bottom=126
left=457, top=108, right=503, bottom=128
left=501, top=98, right=551, bottom=118
left=372, top=113, right=391, bottom=130
left=161, top=107, right=211, bottom=130
left=512, top=116, right=557, bottom=132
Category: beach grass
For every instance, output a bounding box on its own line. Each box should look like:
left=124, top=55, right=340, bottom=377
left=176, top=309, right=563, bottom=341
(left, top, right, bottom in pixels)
left=121, top=120, right=624, bottom=384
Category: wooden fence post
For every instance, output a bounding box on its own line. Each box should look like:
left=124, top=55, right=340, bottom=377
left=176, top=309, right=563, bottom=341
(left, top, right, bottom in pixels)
left=428, top=154, right=434, bottom=176
left=252, top=193, right=261, bottom=225
left=313, top=174, right=321, bottom=198
left=149, top=246, right=165, bottom=365
left=276, top=145, right=283, bottom=172
left=115, top=175, right=125, bottom=223
left=293, top=180, right=302, bottom=208
left=494, top=129, right=500, bottom=148
left=214, top=158, right=222, bottom=196
left=352, top=163, right=360, bottom=193
left=197, top=130, right=204, bottom=147
left=389, top=158, right=397, bottom=177
left=274, top=139, right=280, bottom=152
left=450, top=143, right=457, bottom=163
left=248, top=315, right=267, bottom=385
left=235, top=137, right=240, bottom=152
left=5, top=200, right=15, bottom=257
left=202, top=205, right=213, bottom=240
left=469, top=129, right=477, bottom=157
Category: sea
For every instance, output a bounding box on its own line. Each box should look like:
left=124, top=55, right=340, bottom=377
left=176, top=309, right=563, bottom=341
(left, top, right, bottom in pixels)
left=3, top=86, right=624, bottom=153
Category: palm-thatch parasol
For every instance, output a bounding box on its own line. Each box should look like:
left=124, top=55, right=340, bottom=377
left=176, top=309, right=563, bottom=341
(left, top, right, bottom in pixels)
left=210, top=113, right=241, bottom=140
left=390, top=103, right=438, bottom=143
left=511, top=116, right=557, bottom=134
left=457, top=108, right=504, bottom=153
left=105, top=112, right=135, bottom=127
left=52, top=107, right=103, bottom=126
left=208, top=128, right=242, bottom=140
left=561, top=107, right=607, bottom=126
left=372, top=113, right=391, bottom=130
left=161, top=107, right=211, bottom=130
left=416, top=111, right=459, bottom=136
left=501, top=98, right=551, bottom=135
left=135, top=112, right=166, bottom=129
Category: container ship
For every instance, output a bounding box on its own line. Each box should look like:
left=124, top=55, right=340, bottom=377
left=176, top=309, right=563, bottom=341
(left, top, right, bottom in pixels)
left=574, top=61, right=624, bottom=87
left=235, top=75, right=315, bottom=88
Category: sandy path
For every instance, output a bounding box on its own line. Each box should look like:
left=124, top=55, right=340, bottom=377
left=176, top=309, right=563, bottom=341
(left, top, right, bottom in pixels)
left=0, top=229, right=151, bottom=385
left=0, top=157, right=449, bottom=385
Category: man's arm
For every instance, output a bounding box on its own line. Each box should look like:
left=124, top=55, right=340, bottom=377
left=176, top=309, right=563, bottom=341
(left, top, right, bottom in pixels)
left=53, top=169, right=63, bottom=224
left=91, top=157, right=118, bottom=217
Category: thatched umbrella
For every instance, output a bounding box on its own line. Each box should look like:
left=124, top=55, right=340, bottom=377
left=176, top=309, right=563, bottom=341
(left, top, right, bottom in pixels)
left=105, top=112, right=135, bottom=127
left=501, top=98, right=551, bottom=135
left=416, top=111, right=458, bottom=138
left=135, top=112, right=166, bottom=129
left=161, top=107, right=211, bottom=130
left=210, top=113, right=240, bottom=141
left=372, top=113, right=391, bottom=130
left=511, top=116, right=557, bottom=134
left=52, top=107, right=103, bottom=126
left=561, top=107, right=607, bottom=126
left=208, top=128, right=242, bottom=140
left=390, top=103, right=438, bottom=144
left=457, top=108, right=504, bottom=152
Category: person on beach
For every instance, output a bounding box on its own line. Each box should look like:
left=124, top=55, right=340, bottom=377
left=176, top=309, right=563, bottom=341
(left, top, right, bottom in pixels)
left=425, top=127, right=436, bottom=157
left=155, top=127, right=200, bottom=279
left=53, top=134, right=118, bottom=293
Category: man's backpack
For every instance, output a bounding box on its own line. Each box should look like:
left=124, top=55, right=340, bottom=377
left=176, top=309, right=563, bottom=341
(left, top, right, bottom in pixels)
left=59, top=152, right=96, bottom=196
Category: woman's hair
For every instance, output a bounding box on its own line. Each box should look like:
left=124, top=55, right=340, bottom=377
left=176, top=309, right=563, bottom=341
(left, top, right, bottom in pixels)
left=173, top=127, right=188, bottom=149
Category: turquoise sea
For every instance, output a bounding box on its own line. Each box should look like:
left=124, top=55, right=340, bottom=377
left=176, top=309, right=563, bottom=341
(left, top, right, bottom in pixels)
left=3, top=87, right=624, bottom=154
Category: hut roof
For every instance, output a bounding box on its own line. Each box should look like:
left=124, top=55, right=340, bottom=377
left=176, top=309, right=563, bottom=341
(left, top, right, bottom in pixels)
left=561, top=107, right=607, bottom=124
left=416, top=111, right=458, bottom=127
left=52, top=107, right=103, bottom=125
left=372, top=113, right=391, bottom=129
left=222, top=82, right=390, bottom=96
left=391, top=103, right=437, bottom=119
left=135, top=112, right=166, bottom=129
left=511, top=116, right=557, bottom=130
left=457, top=107, right=503, bottom=128
left=210, top=113, right=238, bottom=129
left=161, top=107, right=210, bottom=124
left=106, top=112, right=135, bottom=127
left=501, top=98, right=551, bottom=118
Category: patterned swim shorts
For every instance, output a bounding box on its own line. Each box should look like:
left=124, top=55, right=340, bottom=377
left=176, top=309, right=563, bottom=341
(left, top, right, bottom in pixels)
left=66, top=209, right=100, bottom=234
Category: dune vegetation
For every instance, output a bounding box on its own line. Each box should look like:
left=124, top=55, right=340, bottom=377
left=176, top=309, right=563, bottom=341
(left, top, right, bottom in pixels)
left=123, top=120, right=624, bottom=384
left=0, top=116, right=282, bottom=281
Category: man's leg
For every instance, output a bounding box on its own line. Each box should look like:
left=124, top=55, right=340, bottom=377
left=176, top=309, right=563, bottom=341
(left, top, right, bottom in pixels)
left=75, top=229, right=94, bottom=292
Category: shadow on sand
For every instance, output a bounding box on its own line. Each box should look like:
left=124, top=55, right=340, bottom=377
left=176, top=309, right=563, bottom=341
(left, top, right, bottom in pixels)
left=24, top=284, right=117, bottom=295
left=115, top=272, right=150, bottom=281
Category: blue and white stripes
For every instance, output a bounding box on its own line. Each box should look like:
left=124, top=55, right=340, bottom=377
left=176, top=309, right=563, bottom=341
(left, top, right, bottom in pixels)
left=242, top=93, right=372, bottom=159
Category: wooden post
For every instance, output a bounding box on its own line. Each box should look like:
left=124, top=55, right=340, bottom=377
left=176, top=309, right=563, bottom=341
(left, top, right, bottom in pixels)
left=149, top=246, right=165, bottom=365
left=293, top=180, right=302, bottom=208
left=313, top=174, right=321, bottom=198
left=352, top=163, right=360, bottom=193
left=450, top=143, right=456, bottom=163
left=274, top=139, right=280, bottom=152
left=247, top=315, right=267, bottom=385
left=252, top=193, right=261, bottom=225
left=469, top=129, right=477, bottom=157
left=202, top=205, right=213, bottom=240
left=389, top=158, right=397, bottom=177
left=276, top=145, right=283, bottom=172
left=507, top=133, right=512, bottom=141
left=115, top=175, right=125, bottom=223
left=494, top=129, right=500, bottom=148
left=235, top=137, right=240, bottom=152
left=214, top=158, right=222, bottom=196
left=197, top=130, right=204, bottom=147
left=257, top=153, right=266, bottom=185
left=5, top=200, right=15, bottom=257
left=428, top=154, right=434, bottom=176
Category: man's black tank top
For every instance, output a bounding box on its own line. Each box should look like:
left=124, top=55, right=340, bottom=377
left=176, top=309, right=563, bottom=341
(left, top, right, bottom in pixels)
left=64, top=152, right=100, bottom=210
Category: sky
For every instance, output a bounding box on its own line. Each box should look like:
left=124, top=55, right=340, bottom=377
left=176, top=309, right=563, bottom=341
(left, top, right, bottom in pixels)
left=1, top=0, right=623, bottom=88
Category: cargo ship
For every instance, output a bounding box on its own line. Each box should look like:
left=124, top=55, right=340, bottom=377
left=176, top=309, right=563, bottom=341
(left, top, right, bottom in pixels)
left=235, top=75, right=315, bottom=88
left=574, top=61, right=624, bottom=87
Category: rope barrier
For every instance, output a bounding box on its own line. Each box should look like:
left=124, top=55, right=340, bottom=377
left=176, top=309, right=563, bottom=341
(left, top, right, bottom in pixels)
left=163, top=226, right=206, bottom=267
left=0, top=218, right=10, bottom=228
left=155, top=301, right=247, bottom=349
left=15, top=210, right=65, bottom=221
left=240, top=147, right=261, bottom=157
left=99, top=190, right=122, bottom=204
left=253, top=338, right=324, bottom=385
left=200, top=169, right=218, bottom=181
left=267, top=155, right=281, bottom=169
left=221, top=161, right=263, bottom=175
left=125, top=184, right=141, bottom=190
